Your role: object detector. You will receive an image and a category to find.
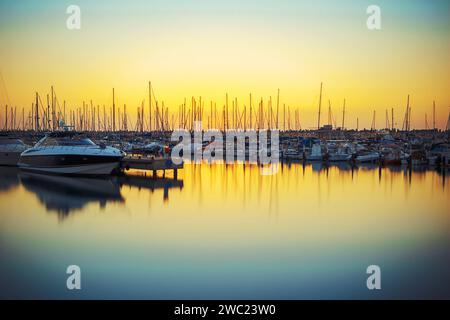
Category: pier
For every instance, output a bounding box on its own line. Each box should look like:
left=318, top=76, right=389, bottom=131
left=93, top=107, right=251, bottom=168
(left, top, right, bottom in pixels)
left=120, top=156, right=183, bottom=179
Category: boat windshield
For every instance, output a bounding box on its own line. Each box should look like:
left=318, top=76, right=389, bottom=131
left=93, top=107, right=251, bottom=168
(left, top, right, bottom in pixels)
left=37, top=136, right=96, bottom=147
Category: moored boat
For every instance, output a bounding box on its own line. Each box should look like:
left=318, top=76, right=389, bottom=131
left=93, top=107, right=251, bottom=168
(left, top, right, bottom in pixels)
left=0, top=134, right=29, bottom=166
left=283, top=148, right=303, bottom=160
left=355, top=151, right=380, bottom=163
left=305, top=143, right=323, bottom=161
left=327, top=143, right=353, bottom=162
left=18, top=132, right=124, bottom=175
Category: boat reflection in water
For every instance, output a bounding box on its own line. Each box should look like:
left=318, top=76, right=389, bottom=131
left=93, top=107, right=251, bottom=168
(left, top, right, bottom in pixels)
left=0, top=167, right=20, bottom=192
left=18, top=172, right=124, bottom=218
left=15, top=170, right=184, bottom=218
left=118, top=171, right=183, bottom=201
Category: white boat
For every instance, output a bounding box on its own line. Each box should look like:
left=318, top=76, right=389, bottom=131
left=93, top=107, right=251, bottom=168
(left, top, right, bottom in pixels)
left=306, top=144, right=323, bottom=161
left=18, top=132, right=124, bottom=175
left=355, top=152, right=380, bottom=163
left=0, top=135, right=29, bottom=166
left=283, top=148, right=303, bottom=160
left=328, top=144, right=353, bottom=162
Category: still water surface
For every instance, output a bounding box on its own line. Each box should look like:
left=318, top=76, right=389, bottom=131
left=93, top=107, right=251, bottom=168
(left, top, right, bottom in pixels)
left=0, top=163, right=449, bottom=299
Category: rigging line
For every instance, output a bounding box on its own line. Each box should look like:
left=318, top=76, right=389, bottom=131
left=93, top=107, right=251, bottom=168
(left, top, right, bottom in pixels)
left=37, top=93, right=47, bottom=114
left=53, top=91, right=64, bottom=120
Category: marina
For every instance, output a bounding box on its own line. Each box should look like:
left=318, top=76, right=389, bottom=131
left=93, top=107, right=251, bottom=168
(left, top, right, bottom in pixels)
left=1, top=0, right=449, bottom=302
left=0, top=128, right=448, bottom=172
left=0, top=81, right=448, bottom=176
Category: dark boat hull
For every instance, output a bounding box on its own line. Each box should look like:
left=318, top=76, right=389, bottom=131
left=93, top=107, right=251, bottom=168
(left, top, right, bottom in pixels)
left=18, top=154, right=122, bottom=175
left=0, top=152, right=22, bottom=166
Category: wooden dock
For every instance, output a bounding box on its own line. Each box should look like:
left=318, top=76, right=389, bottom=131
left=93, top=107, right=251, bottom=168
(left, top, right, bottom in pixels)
left=120, top=156, right=183, bottom=179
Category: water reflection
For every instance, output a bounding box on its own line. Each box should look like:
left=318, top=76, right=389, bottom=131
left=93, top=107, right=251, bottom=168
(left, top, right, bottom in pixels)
left=18, top=172, right=124, bottom=218
left=10, top=170, right=185, bottom=218
left=0, top=163, right=448, bottom=299
left=1, top=165, right=446, bottom=217
left=118, top=173, right=183, bottom=201
left=0, top=167, right=20, bottom=192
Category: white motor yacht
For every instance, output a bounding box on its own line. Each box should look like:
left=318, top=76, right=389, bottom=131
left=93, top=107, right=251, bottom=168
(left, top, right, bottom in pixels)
left=18, top=132, right=125, bottom=175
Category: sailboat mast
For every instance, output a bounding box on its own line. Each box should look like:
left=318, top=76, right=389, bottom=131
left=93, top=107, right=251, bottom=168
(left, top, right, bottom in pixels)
left=391, top=108, right=394, bottom=131
left=433, top=100, right=436, bottom=130
left=276, top=88, right=280, bottom=130
left=35, top=92, right=39, bottom=131
left=112, top=88, right=116, bottom=132
left=149, top=81, right=152, bottom=131
left=317, top=82, right=322, bottom=130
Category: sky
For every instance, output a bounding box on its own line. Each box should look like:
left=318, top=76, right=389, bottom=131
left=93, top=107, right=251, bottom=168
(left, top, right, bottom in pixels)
left=0, top=0, right=449, bottom=129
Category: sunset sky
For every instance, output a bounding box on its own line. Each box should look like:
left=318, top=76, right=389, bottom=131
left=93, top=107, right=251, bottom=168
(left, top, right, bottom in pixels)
left=0, top=0, right=449, bottom=129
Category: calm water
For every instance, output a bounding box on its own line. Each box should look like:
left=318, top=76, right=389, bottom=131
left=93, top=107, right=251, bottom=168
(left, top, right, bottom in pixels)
left=0, top=163, right=449, bottom=299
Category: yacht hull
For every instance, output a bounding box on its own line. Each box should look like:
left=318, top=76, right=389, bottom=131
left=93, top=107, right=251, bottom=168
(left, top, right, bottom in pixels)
left=328, top=154, right=352, bottom=162
left=355, top=153, right=379, bottom=163
left=0, top=152, right=22, bottom=166
left=19, top=161, right=120, bottom=175
left=18, top=154, right=122, bottom=176
left=306, top=155, right=322, bottom=161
